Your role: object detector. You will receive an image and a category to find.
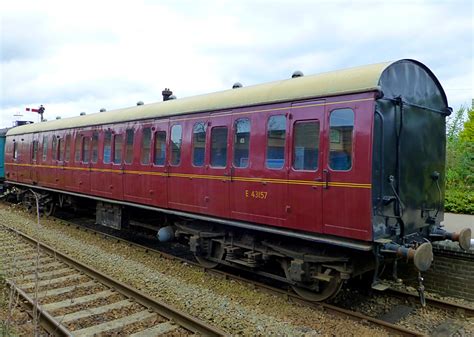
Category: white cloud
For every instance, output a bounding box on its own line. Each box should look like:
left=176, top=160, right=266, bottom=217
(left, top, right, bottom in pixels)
left=1, top=0, right=472, bottom=127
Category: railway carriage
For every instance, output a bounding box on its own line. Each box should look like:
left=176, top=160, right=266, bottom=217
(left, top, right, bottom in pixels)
left=4, top=59, right=471, bottom=301
left=0, top=128, right=8, bottom=188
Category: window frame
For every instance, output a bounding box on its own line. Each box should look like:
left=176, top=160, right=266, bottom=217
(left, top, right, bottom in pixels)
left=42, top=136, right=48, bottom=161
left=65, top=134, right=71, bottom=162
left=328, top=108, right=355, bottom=172
left=124, top=128, right=134, bottom=165
left=210, top=126, right=228, bottom=168
left=74, top=134, right=82, bottom=163
left=12, top=141, right=18, bottom=160
left=82, top=136, right=91, bottom=164
left=52, top=135, right=58, bottom=161
left=58, top=137, right=65, bottom=162
left=192, top=121, right=207, bottom=167
left=265, top=114, right=287, bottom=170
left=113, top=134, right=123, bottom=165
left=140, top=127, right=152, bottom=165
left=232, top=118, right=251, bottom=169
left=170, top=124, right=182, bottom=166
left=103, top=130, right=112, bottom=164
left=291, top=119, right=320, bottom=172
left=91, top=132, right=99, bottom=163
left=31, top=140, right=38, bottom=161
left=153, top=130, right=167, bottom=166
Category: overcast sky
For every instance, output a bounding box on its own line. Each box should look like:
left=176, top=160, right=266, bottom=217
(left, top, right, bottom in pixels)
left=0, top=0, right=472, bottom=128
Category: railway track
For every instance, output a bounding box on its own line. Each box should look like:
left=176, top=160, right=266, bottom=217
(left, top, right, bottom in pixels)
left=3, top=205, right=473, bottom=336
left=386, top=288, right=474, bottom=317
left=0, top=224, right=225, bottom=336
left=55, top=219, right=432, bottom=336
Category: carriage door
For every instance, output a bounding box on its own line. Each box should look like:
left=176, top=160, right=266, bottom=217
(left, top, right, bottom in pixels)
left=206, top=113, right=232, bottom=217
left=74, top=131, right=92, bottom=194
left=321, top=104, right=372, bottom=241
left=287, top=101, right=325, bottom=233
left=150, top=121, right=169, bottom=208
left=31, top=133, right=39, bottom=184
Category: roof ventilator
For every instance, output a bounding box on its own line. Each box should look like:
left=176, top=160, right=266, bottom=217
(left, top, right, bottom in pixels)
left=292, top=71, right=304, bottom=78
left=162, top=88, right=173, bottom=101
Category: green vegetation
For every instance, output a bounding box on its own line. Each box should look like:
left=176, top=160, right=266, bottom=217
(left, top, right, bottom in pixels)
left=445, top=105, right=474, bottom=214
left=0, top=271, right=14, bottom=336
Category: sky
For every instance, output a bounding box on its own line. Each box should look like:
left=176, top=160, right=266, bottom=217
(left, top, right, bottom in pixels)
left=0, top=0, right=472, bottom=128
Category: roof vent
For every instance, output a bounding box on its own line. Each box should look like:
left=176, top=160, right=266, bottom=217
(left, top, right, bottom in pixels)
left=232, top=82, right=243, bottom=89
left=168, top=95, right=177, bottom=100
left=137, top=101, right=144, bottom=106
left=162, top=88, right=173, bottom=101
left=292, top=70, right=304, bottom=78
left=80, top=112, right=86, bottom=116
left=56, top=116, right=61, bottom=120
left=100, top=108, right=106, bottom=112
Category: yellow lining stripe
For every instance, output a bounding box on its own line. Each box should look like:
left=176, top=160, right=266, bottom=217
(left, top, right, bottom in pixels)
left=6, top=162, right=371, bottom=189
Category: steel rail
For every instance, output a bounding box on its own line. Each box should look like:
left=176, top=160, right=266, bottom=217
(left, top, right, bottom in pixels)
left=386, top=288, right=474, bottom=317
left=1, top=224, right=226, bottom=336
left=6, top=279, right=73, bottom=336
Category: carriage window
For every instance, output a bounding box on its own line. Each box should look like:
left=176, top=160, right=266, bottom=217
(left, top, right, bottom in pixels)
left=329, top=108, right=354, bottom=171
left=233, top=118, right=250, bottom=168
left=266, top=115, right=286, bottom=169
left=65, top=135, right=71, bottom=162
left=74, top=135, right=82, bottom=162
left=113, top=135, right=123, bottom=164
left=13, top=141, right=17, bottom=159
left=154, top=131, right=166, bottom=166
left=210, top=127, right=228, bottom=168
left=52, top=135, right=58, bottom=160
left=141, top=127, right=151, bottom=164
left=103, top=131, right=112, bottom=164
left=293, top=121, right=320, bottom=171
left=42, top=136, right=48, bottom=161
left=192, top=122, right=206, bottom=166
left=91, top=132, right=98, bottom=163
left=82, top=137, right=90, bottom=163
left=32, top=140, right=38, bottom=161
left=170, top=125, right=182, bottom=166
left=125, top=129, right=134, bottom=164
left=58, top=138, right=65, bottom=161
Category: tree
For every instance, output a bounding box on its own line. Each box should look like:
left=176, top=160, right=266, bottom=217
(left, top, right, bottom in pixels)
left=459, top=107, right=474, bottom=143
left=444, top=105, right=473, bottom=214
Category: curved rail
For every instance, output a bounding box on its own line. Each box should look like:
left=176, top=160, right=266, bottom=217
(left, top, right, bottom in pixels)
left=0, top=224, right=225, bottom=336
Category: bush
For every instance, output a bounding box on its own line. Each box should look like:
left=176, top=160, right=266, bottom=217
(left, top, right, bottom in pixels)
left=445, top=105, right=473, bottom=214
left=445, top=188, right=474, bottom=215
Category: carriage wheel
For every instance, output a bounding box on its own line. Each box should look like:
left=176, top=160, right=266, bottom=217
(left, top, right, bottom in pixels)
left=281, top=259, right=343, bottom=302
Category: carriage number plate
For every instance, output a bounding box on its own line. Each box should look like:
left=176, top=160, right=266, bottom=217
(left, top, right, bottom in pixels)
left=245, top=190, right=268, bottom=199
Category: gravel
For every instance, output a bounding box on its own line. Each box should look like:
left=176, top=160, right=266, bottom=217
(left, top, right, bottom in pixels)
left=0, top=203, right=389, bottom=336
left=332, top=283, right=474, bottom=335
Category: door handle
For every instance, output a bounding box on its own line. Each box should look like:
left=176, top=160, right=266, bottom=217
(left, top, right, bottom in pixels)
left=323, top=169, right=329, bottom=189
